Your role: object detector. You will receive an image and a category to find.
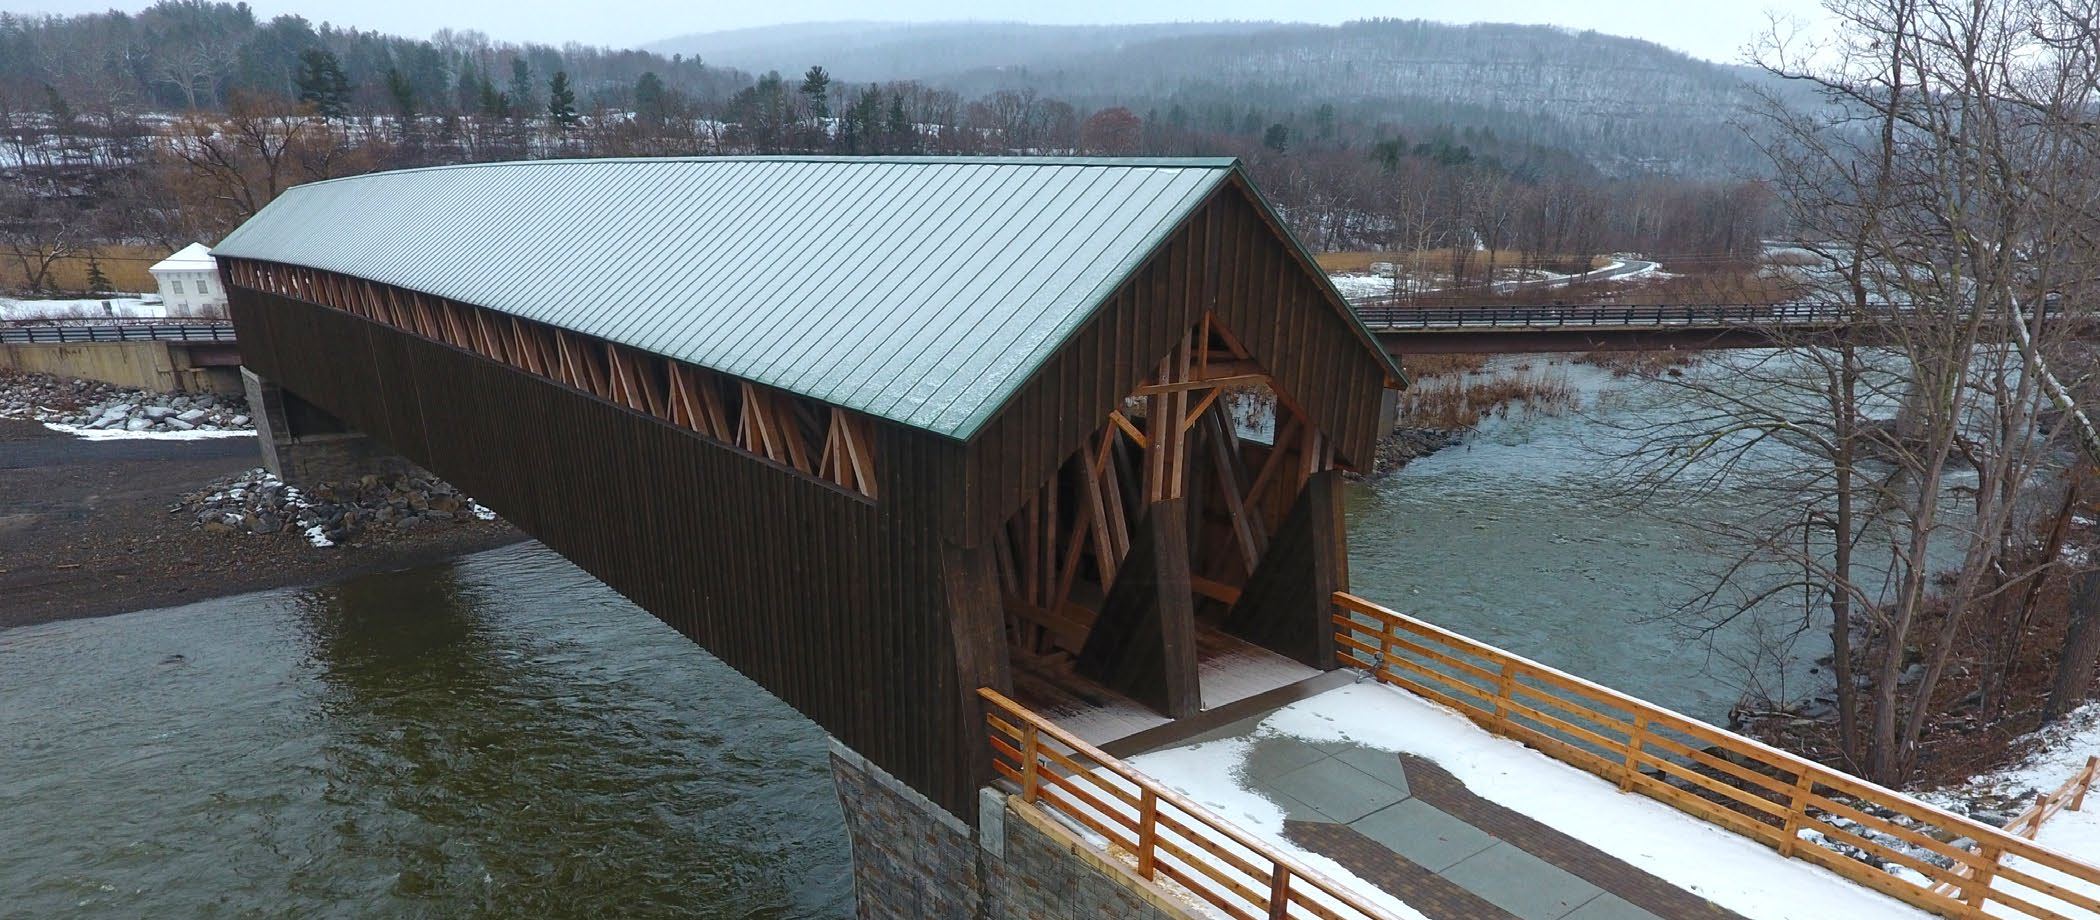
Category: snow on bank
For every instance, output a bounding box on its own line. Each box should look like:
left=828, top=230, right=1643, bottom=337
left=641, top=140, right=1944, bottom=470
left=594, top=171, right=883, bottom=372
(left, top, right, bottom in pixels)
left=1923, top=704, right=2100, bottom=917
left=42, top=421, right=254, bottom=441
left=1128, top=683, right=1928, bottom=920
left=0, top=296, right=164, bottom=321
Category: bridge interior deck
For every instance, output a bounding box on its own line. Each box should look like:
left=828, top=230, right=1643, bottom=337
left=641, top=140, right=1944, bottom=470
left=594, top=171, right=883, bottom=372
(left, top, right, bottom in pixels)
left=1011, top=622, right=1317, bottom=746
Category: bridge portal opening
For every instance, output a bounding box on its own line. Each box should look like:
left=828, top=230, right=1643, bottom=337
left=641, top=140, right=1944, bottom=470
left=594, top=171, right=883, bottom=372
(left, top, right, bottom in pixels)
left=996, top=315, right=1339, bottom=741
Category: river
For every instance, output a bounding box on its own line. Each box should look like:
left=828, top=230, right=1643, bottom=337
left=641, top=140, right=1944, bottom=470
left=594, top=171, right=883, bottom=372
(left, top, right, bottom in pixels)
left=0, top=357, right=1811, bottom=917
left=0, top=545, right=851, bottom=918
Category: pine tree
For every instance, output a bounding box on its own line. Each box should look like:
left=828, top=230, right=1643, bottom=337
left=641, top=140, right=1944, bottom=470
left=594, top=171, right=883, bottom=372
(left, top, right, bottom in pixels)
left=800, top=65, right=830, bottom=122
left=507, top=59, right=535, bottom=116
left=886, top=92, right=913, bottom=153
left=295, top=48, right=350, bottom=117
left=385, top=67, right=417, bottom=119
left=479, top=80, right=509, bottom=119
left=633, top=71, right=667, bottom=127
left=43, top=84, right=73, bottom=132
left=454, top=61, right=482, bottom=115
left=1262, top=122, right=1290, bottom=154
left=547, top=70, right=577, bottom=128
left=84, top=254, right=111, bottom=294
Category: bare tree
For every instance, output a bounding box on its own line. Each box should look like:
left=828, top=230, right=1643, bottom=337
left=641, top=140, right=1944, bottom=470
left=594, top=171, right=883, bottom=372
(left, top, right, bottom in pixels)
left=1623, top=0, right=2100, bottom=783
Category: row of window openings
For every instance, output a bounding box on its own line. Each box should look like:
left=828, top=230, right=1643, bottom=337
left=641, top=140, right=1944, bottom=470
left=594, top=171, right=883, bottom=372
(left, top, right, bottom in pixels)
left=170, top=278, right=212, bottom=295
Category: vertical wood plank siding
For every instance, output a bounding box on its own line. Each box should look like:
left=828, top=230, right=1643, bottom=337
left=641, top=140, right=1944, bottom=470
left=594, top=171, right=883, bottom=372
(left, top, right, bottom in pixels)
left=962, top=183, right=1391, bottom=545
left=230, top=287, right=984, bottom=815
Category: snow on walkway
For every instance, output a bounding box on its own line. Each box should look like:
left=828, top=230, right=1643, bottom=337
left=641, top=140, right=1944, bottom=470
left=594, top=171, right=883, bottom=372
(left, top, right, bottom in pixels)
left=1128, top=682, right=1929, bottom=920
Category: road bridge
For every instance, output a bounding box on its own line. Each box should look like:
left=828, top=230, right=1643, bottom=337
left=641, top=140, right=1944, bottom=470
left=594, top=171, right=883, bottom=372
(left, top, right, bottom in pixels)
left=0, top=318, right=242, bottom=393
left=1357, top=300, right=2063, bottom=354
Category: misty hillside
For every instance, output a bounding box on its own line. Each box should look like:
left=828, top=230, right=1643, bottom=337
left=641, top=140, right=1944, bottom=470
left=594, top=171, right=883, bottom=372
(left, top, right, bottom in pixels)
left=644, top=21, right=1280, bottom=80
left=653, top=18, right=1796, bottom=176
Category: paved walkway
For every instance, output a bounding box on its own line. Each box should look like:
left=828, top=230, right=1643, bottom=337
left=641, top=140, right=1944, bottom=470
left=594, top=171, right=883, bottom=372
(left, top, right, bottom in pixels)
left=1217, top=731, right=1747, bottom=920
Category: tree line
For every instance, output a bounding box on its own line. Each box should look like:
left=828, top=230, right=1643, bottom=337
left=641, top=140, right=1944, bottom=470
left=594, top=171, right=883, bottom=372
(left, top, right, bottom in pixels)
left=0, top=1, right=1778, bottom=293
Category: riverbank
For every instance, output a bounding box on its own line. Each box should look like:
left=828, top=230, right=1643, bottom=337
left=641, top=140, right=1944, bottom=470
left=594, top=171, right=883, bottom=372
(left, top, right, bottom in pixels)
left=0, top=417, right=523, bottom=629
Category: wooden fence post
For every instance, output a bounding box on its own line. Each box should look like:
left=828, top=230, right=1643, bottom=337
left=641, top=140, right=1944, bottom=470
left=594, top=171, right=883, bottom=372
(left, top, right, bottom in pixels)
left=1619, top=713, right=1648, bottom=792
left=1267, top=865, right=1291, bottom=920
left=1137, top=789, right=1159, bottom=880
left=1493, top=660, right=1517, bottom=730
left=1021, top=722, right=1041, bottom=804
left=2075, top=757, right=2098, bottom=811
left=2029, top=793, right=2051, bottom=838
left=1778, top=769, right=1814, bottom=858
left=1965, top=842, right=2002, bottom=909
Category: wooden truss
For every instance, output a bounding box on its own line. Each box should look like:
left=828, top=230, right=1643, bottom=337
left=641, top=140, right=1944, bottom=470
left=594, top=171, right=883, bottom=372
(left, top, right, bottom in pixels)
left=224, top=259, right=878, bottom=499
left=994, top=313, right=1333, bottom=656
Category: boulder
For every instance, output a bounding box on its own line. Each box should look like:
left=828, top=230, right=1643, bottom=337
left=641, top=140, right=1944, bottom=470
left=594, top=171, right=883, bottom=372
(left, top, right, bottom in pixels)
left=123, top=417, right=152, bottom=431
left=141, top=406, right=174, bottom=420
left=229, top=415, right=250, bottom=426
left=164, top=417, right=195, bottom=431
left=175, top=408, right=208, bottom=423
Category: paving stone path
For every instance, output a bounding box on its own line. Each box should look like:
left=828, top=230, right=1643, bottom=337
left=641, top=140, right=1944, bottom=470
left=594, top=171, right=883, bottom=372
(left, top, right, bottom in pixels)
left=1227, top=733, right=1748, bottom=920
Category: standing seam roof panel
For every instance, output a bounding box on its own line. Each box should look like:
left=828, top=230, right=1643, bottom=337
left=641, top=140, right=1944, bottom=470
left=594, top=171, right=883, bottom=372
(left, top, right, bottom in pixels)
left=705, top=162, right=1001, bottom=373
left=214, top=156, right=1262, bottom=439
left=859, top=166, right=1149, bottom=419
left=912, top=169, right=1214, bottom=429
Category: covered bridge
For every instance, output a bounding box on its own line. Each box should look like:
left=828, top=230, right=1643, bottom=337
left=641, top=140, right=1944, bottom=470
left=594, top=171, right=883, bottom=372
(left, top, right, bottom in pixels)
left=213, top=156, right=1403, bottom=818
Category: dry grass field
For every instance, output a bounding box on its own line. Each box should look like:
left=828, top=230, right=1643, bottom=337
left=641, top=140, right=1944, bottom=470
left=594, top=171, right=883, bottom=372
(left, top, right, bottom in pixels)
left=1, top=245, right=165, bottom=294
left=1313, top=249, right=1601, bottom=274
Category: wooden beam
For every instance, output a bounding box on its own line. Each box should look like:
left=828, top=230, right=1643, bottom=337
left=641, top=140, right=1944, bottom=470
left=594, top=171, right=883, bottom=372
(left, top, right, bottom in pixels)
left=1132, top=373, right=1267, bottom=396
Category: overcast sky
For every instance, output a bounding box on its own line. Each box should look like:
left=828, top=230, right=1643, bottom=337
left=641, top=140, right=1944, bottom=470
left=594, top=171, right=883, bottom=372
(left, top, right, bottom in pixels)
left=14, top=0, right=1833, bottom=64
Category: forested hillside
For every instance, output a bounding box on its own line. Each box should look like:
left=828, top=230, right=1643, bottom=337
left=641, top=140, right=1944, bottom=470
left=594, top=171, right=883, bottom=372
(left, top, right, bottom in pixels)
left=0, top=3, right=1782, bottom=294
left=653, top=18, right=1794, bottom=177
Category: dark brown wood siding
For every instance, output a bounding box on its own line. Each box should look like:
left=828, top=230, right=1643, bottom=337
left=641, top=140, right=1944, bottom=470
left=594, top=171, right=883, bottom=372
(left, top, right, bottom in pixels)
left=231, top=288, right=990, bottom=816
left=959, top=181, right=1393, bottom=545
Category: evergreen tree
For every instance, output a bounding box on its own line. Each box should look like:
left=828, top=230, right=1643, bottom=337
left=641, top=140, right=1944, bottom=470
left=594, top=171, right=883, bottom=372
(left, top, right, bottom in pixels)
left=507, top=58, right=535, bottom=116
left=454, top=61, right=481, bottom=115
left=547, top=70, right=577, bottom=128
left=478, top=80, right=509, bottom=118
left=1262, top=122, right=1289, bottom=153
left=633, top=71, right=667, bottom=126
left=43, top=84, right=72, bottom=132
left=84, top=254, right=111, bottom=294
left=385, top=67, right=417, bottom=119
left=799, top=65, right=830, bottom=121
left=885, top=92, right=913, bottom=153
left=294, top=48, right=349, bottom=117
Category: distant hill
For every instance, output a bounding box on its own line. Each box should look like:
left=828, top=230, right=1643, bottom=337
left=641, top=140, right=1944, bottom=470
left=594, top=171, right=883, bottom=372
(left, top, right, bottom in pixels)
left=644, top=21, right=1281, bottom=82
left=651, top=18, right=1801, bottom=177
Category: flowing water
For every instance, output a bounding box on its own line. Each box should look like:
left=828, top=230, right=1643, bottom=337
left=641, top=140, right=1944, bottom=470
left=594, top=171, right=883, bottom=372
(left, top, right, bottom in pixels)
left=0, top=356, right=1828, bottom=916
left=0, top=545, right=851, bottom=918
left=1346, top=356, right=1825, bottom=723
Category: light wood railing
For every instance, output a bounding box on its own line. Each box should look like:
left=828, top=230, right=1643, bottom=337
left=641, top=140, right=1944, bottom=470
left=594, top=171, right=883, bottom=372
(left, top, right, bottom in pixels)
left=1932, top=757, right=2100, bottom=902
left=979, top=688, right=1399, bottom=920
left=1333, top=590, right=2100, bottom=920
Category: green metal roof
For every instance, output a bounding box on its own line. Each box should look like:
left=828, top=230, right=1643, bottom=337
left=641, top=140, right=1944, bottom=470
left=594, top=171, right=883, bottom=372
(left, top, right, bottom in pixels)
left=216, top=156, right=1247, bottom=439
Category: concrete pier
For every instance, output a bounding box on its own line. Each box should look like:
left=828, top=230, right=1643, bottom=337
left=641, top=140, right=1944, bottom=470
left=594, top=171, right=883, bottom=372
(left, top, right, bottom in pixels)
left=241, top=367, right=413, bottom=486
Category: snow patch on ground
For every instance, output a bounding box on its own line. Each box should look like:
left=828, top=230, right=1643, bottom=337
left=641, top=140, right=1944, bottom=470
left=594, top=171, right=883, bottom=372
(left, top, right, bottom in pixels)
left=1130, top=683, right=1929, bottom=920
left=43, top=421, right=253, bottom=441
left=0, top=296, right=165, bottom=321
left=1326, top=273, right=1397, bottom=301
left=1922, top=703, right=2100, bottom=915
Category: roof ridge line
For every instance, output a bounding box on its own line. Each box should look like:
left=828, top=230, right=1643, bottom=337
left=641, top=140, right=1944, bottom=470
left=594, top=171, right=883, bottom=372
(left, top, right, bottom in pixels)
left=281, top=155, right=1243, bottom=193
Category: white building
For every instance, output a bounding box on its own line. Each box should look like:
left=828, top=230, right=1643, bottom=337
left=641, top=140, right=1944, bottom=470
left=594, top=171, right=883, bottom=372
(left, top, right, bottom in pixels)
left=149, top=243, right=226, bottom=317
